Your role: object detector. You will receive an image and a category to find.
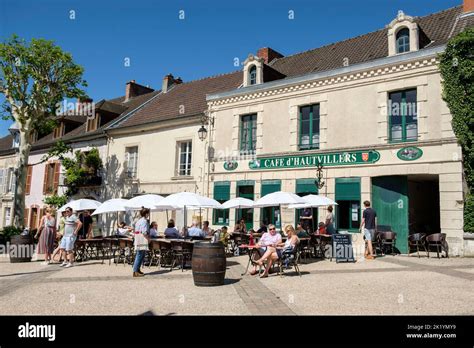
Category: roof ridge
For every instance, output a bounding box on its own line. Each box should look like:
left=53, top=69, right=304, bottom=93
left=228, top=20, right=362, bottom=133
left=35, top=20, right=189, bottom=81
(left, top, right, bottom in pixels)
left=270, top=5, right=462, bottom=66
left=176, top=69, right=241, bottom=86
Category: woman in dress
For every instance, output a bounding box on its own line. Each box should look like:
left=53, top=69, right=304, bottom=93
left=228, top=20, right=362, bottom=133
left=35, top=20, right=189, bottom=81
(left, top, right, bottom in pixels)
left=325, top=205, right=335, bottom=235
left=37, top=208, right=57, bottom=265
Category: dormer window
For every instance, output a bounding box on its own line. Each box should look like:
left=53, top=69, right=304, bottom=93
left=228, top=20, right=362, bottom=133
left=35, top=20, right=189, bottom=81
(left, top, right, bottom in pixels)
left=242, top=55, right=264, bottom=87
left=387, top=10, right=419, bottom=56
left=53, top=123, right=64, bottom=139
left=249, top=65, right=257, bottom=85
left=396, top=28, right=410, bottom=53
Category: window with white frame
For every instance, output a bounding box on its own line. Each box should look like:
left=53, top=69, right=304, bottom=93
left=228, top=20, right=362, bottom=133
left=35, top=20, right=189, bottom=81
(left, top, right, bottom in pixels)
left=0, top=169, right=4, bottom=194
left=4, top=207, right=11, bottom=226
left=177, top=141, right=192, bottom=176
left=125, top=146, right=138, bottom=179
left=5, top=168, right=14, bottom=193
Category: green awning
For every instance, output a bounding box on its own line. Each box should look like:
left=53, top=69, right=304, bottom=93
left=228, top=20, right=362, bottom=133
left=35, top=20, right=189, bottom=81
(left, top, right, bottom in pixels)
left=296, top=178, right=318, bottom=194
left=261, top=180, right=281, bottom=196
left=213, top=181, right=230, bottom=201
left=335, top=178, right=361, bottom=200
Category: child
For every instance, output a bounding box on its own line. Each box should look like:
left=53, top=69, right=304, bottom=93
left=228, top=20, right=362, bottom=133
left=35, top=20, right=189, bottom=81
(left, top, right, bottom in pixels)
left=318, top=222, right=327, bottom=235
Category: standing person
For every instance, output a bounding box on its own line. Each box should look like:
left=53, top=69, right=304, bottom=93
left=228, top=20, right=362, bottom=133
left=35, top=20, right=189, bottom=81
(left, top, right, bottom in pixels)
left=325, top=205, right=336, bottom=235
left=132, top=208, right=150, bottom=277
left=360, top=200, right=377, bottom=260
left=37, top=208, right=56, bottom=265
left=52, top=211, right=66, bottom=263
left=78, top=210, right=93, bottom=239
left=59, top=207, right=83, bottom=268
left=300, top=208, right=313, bottom=234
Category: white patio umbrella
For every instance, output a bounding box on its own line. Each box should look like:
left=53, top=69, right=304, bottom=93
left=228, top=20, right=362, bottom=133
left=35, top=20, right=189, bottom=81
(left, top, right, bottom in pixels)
left=221, top=197, right=254, bottom=209
left=91, top=198, right=129, bottom=215
left=287, top=194, right=338, bottom=209
left=154, top=192, right=222, bottom=229
left=58, top=199, right=102, bottom=213
left=125, top=194, right=164, bottom=210
left=253, top=191, right=306, bottom=230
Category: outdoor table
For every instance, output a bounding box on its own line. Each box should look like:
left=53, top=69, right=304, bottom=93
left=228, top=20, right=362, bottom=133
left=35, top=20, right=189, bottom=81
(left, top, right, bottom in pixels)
left=75, top=238, right=105, bottom=263
left=311, top=234, right=333, bottom=260
left=239, top=244, right=263, bottom=276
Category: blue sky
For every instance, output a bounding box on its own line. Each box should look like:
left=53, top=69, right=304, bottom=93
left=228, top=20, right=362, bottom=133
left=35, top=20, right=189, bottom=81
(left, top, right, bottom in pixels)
left=0, top=0, right=461, bottom=136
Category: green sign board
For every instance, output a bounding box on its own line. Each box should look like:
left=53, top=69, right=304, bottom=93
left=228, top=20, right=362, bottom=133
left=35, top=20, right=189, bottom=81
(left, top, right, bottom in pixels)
left=223, top=160, right=238, bottom=171
left=249, top=150, right=380, bottom=170
left=397, top=146, right=423, bottom=161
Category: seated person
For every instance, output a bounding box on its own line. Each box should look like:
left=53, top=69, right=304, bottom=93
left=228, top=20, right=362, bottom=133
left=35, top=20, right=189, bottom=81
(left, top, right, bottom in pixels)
left=254, top=224, right=299, bottom=278
left=187, top=221, right=206, bottom=239
left=116, top=221, right=132, bottom=237
left=296, top=223, right=309, bottom=238
left=318, top=222, right=327, bottom=235
left=149, top=221, right=159, bottom=238
left=256, top=221, right=268, bottom=234
left=249, top=224, right=282, bottom=276
left=164, top=219, right=181, bottom=239
left=233, top=218, right=247, bottom=234
left=202, top=220, right=213, bottom=237
left=216, top=226, right=230, bottom=245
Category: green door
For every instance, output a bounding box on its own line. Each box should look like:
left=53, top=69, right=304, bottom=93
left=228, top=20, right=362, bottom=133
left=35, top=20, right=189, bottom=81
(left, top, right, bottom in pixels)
left=261, top=180, right=282, bottom=228
left=372, top=176, right=408, bottom=253
left=236, top=181, right=254, bottom=231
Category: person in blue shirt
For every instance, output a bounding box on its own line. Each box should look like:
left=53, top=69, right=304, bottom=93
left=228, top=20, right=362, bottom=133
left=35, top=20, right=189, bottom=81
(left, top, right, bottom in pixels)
left=187, top=221, right=206, bottom=239
left=164, top=219, right=181, bottom=239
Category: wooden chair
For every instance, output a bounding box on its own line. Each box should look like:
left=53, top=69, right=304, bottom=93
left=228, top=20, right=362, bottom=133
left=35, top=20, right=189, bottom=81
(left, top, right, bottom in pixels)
left=425, top=233, right=449, bottom=258
left=408, top=233, right=426, bottom=258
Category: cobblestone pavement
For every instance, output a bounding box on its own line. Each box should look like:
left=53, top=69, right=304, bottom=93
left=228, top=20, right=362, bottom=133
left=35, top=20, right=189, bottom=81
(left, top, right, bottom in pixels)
left=0, top=254, right=472, bottom=315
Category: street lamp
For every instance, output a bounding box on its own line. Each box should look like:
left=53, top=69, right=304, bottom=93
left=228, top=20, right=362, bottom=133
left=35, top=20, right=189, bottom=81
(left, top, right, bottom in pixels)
left=198, top=111, right=214, bottom=142
left=315, top=162, right=325, bottom=189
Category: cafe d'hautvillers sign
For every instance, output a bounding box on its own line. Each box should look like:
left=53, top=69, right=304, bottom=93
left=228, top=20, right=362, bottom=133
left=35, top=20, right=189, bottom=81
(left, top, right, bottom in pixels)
left=248, top=150, right=380, bottom=170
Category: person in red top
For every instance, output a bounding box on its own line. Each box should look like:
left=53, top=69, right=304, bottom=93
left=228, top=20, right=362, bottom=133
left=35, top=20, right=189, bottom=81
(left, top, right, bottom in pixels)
left=318, top=222, right=327, bottom=235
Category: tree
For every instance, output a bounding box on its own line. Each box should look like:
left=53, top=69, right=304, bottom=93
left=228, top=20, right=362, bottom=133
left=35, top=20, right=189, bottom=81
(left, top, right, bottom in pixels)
left=439, top=28, right=474, bottom=232
left=0, top=35, right=87, bottom=228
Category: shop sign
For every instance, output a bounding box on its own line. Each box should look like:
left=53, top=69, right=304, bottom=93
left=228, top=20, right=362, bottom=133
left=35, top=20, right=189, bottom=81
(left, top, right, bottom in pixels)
left=248, top=150, right=380, bottom=170
left=397, top=146, right=423, bottom=161
left=223, top=160, right=238, bottom=171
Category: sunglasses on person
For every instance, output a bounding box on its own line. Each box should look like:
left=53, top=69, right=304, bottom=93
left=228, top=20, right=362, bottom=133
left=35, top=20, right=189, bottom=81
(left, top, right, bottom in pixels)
left=269, top=228, right=276, bottom=231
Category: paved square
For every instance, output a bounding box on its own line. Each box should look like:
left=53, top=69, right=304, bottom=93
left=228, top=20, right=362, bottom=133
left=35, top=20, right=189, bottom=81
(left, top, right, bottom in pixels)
left=0, top=254, right=472, bottom=315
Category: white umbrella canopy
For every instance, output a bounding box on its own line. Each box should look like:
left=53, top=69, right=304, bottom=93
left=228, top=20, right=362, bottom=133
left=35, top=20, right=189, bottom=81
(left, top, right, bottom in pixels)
left=253, top=191, right=306, bottom=208
left=91, top=198, right=130, bottom=215
left=126, top=194, right=164, bottom=210
left=154, top=192, right=222, bottom=209
left=287, top=194, right=338, bottom=209
left=221, top=197, right=254, bottom=209
left=58, top=199, right=102, bottom=213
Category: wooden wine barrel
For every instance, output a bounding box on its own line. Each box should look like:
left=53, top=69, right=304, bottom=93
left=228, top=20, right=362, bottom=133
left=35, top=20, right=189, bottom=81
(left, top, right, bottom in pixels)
left=9, top=235, right=34, bottom=263
left=192, top=242, right=226, bottom=286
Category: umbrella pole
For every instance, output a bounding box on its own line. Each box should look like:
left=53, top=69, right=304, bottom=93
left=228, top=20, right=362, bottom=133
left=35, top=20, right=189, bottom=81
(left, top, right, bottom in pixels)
left=166, top=210, right=169, bottom=223
left=199, top=207, right=202, bottom=229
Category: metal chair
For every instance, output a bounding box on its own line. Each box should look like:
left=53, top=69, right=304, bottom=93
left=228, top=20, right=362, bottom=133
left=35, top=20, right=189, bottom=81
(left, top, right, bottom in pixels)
left=148, top=240, right=162, bottom=268
left=116, top=239, right=134, bottom=266
left=408, top=233, right=427, bottom=258
left=379, top=231, right=397, bottom=255
left=170, top=241, right=187, bottom=271
left=276, top=246, right=301, bottom=277
left=425, top=233, right=449, bottom=258
left=298, top=238, right=312, bottom=263
left=157, top=240, right=173, bottom=268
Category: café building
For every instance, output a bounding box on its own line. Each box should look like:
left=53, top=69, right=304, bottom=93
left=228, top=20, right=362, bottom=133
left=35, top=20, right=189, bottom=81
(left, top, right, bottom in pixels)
left=205, top=5, right=473, bottom=255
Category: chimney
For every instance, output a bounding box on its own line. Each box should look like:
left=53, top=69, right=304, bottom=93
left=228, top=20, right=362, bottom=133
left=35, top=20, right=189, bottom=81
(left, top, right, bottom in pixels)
left=464, top=0, right=474, bottom=13
left=257, top=47, right=284, bottom=64
left=162, top=74, right=183, bottom=93
left=125, top=80, right=154, bottom=101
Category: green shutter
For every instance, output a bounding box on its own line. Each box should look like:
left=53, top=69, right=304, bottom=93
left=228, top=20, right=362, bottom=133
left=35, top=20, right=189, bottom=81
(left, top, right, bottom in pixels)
left=261, top=180, right=281, bottom=196
left=296, top=179, right=318, bottom=194
left=213, top=181, right=230, bottom=201
left=335, top=178, right=360, bottom=201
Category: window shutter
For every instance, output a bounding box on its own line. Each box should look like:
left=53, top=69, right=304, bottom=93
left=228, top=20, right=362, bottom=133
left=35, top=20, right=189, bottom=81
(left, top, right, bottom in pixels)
left=42, top=164, right=49, bottom=194
left=24, top=208, right=29, bottom=228
left=53, top=162, right=60, bottom=194
left=26, top=166, right=33, bottom=195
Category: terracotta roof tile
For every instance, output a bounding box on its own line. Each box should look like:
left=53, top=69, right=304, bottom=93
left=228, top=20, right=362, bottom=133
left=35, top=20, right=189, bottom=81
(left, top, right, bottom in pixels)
left=269, top=6, right=463, bottom=77
left=113, top=71, right=242, bottom=129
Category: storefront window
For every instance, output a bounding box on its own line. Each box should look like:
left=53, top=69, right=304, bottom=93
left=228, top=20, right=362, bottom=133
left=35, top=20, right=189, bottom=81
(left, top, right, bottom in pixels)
left=213, top=182, right=230, bottom=225
left=236, top=182, right=254, bottom=231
